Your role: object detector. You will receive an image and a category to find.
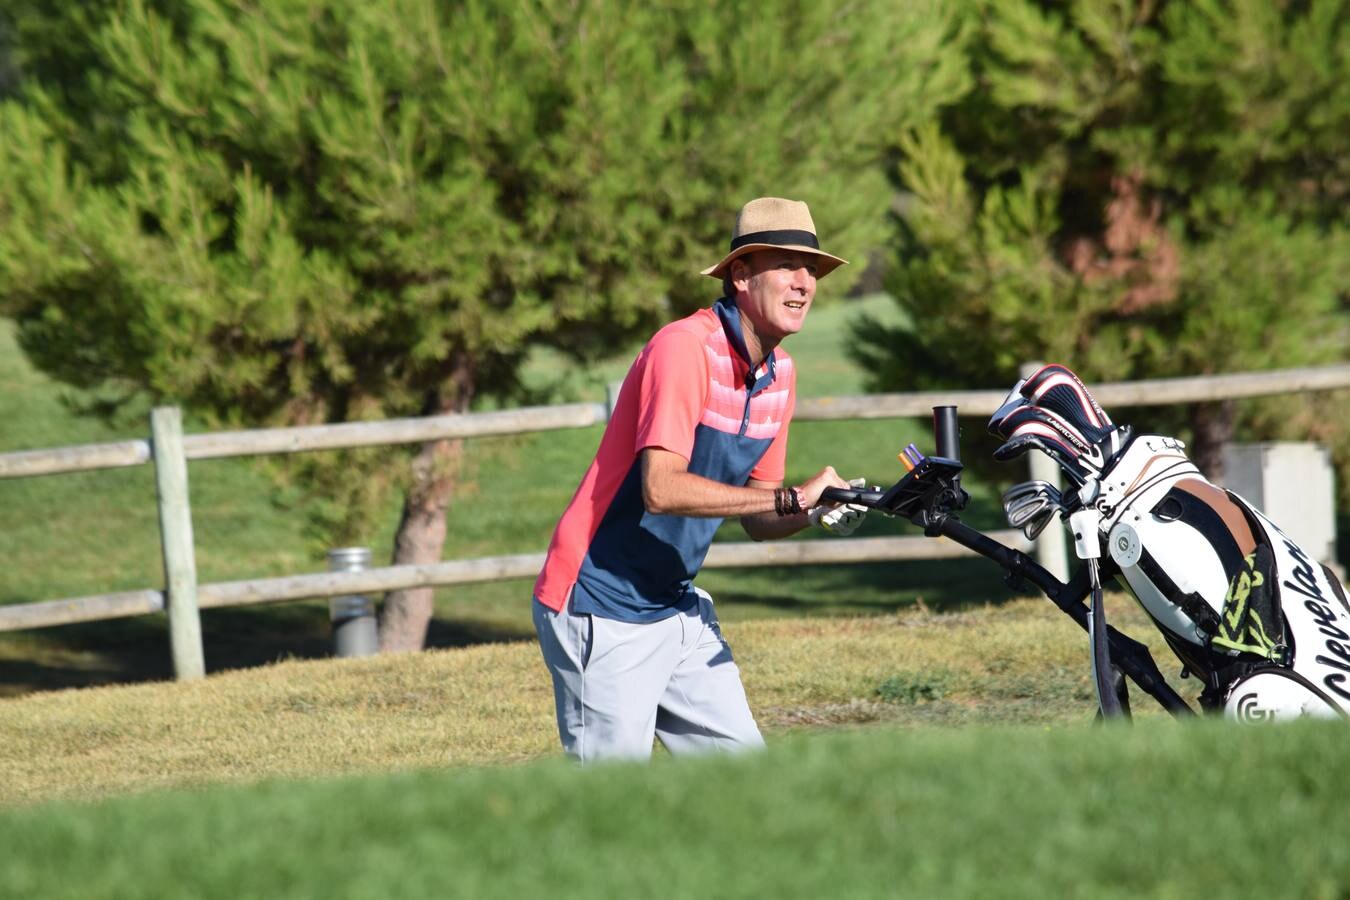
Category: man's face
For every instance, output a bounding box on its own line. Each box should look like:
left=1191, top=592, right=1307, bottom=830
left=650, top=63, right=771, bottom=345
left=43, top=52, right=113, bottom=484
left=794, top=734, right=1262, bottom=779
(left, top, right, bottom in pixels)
left=730, top=249, right=819, bottom=344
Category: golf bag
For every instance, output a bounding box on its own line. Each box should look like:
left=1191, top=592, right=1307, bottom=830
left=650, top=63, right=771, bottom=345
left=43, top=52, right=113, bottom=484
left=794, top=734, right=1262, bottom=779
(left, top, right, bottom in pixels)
left=989, top=364, right=1350, bottom=721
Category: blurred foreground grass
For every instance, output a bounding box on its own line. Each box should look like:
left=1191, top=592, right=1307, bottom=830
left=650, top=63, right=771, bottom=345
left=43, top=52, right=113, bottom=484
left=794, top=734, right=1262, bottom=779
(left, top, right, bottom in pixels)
left=2, top=711, right=1345, bottom=899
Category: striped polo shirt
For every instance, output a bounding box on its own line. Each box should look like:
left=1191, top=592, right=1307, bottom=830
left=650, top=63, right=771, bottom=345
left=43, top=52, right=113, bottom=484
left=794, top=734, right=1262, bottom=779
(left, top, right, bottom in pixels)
left=532, top=297, right=796, bottom=622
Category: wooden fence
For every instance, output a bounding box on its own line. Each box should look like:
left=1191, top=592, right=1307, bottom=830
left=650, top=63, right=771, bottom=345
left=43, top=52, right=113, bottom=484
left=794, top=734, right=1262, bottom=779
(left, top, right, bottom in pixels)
left=2, top=363, right=1347, bottom=680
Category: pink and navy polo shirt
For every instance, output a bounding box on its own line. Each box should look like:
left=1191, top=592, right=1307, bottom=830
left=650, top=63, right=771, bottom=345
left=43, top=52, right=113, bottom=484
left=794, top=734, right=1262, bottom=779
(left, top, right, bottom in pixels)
left=533, top=297, right=796, bottom=623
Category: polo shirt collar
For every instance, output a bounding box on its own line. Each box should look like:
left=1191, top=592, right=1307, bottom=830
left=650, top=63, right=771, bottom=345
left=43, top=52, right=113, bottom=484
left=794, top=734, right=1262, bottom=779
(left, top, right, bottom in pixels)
left=714, top=296, right=777, bottom=393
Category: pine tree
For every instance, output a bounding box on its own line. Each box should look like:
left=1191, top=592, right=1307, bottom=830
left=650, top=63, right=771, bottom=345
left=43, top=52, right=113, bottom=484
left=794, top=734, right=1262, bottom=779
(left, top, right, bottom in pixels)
left=859, top=0, right=1349, bottom=481
left=0, top=0, right=969, bottom=649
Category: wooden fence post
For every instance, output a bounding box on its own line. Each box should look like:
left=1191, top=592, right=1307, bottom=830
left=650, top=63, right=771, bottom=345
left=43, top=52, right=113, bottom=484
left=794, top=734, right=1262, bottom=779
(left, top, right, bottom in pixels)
left=151, top=407, right=205, bottom=680
left=1020, top=363, right=1070, bottom=583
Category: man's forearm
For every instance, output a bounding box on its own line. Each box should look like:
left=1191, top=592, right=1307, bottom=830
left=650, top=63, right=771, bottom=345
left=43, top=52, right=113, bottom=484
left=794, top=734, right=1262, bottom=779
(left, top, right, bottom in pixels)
left=641, top=448, right=840, bottom=540
left=647, top=469, right=808, bottom=539
left=740, top=508, right=810, bottom=541
left=643, top=467, right=781, bottom=517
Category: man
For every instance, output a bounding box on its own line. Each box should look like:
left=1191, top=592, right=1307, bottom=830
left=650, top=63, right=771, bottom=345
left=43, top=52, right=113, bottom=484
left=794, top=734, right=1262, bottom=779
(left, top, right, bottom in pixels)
left=532, top=197, right=867, bottom=762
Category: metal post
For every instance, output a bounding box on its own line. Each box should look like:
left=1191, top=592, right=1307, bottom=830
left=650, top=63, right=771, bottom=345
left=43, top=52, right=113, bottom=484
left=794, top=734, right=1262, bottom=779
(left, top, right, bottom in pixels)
left=1020, top=363, right=1070, bottom=582
left=606, top=381, right=624, bottom=420
left=328, top=547, right=379, bottom=657
left=150, top=406, right=205, bottom=680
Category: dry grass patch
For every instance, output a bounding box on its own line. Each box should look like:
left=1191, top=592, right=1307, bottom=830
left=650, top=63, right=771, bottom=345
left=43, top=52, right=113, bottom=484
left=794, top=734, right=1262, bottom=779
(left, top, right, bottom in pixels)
left=0, top=642, right=558, bottom=807
left=0, top=596, right=1196, bottom=807
left=737, top=595, right=1193, bottom=728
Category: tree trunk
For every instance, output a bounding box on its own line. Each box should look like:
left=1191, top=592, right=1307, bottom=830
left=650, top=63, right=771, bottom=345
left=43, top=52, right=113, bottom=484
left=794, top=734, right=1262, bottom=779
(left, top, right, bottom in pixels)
left=1187, top=399, right=1236, bottom=484
left=378, top=355, right=475, bottom=653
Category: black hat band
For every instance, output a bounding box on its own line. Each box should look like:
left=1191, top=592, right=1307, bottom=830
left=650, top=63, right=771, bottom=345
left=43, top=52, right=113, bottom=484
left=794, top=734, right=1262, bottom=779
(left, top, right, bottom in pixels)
left=729, top=229, right=820, bottom=252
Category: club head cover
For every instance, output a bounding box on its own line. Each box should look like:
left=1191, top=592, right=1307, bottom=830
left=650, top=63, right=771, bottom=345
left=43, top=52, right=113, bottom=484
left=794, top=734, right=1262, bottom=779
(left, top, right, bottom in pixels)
left=988, top=364, right=1132, bottom=482
left=990, top=406, right=1096, bottom=482
left=1018, top=364, right=1114, bottom=441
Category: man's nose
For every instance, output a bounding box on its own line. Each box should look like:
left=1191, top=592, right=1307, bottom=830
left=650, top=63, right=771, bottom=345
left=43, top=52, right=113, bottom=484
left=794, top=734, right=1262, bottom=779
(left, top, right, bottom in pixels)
left=792, top=267, right=815, bottom=290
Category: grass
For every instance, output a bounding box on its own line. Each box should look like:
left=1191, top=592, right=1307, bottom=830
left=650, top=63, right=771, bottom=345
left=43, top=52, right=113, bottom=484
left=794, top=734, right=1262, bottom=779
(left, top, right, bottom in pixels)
left=3, top=299, right=1347, bottom=898
left=2, top=716, right=1346, bottom=899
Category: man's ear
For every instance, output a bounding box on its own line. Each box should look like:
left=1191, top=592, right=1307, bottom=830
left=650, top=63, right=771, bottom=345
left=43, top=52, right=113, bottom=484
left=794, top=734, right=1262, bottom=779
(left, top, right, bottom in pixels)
left=729, top=254, right=754, bottom=293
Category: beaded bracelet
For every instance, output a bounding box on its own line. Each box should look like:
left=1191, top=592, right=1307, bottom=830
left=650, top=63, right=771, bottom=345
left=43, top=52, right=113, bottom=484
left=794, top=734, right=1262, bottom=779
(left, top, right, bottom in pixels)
left=774, top=486, right=803, bottom=517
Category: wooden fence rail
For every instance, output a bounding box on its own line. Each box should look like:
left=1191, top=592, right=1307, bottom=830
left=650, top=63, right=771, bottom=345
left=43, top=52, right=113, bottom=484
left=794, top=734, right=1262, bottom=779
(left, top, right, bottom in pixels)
left=6, top=532, right=1025, bottom=633
left=4, top=364, right=1347, bottom=481
left=0, top=403, right=611, bottom=480
left=1, top=363, right=1347, bottom=680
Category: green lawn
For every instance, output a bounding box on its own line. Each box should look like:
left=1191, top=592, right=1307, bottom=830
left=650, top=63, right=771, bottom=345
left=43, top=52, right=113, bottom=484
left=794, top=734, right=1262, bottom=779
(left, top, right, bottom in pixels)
left=2, top=718, right=1346, bottom=899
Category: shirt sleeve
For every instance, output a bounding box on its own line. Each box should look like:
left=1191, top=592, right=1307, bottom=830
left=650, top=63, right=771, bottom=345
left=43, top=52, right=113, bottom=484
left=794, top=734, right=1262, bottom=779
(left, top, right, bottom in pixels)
left=749, top=365, right=795, bottom=483
left=633, top=328, right=708, bottom=461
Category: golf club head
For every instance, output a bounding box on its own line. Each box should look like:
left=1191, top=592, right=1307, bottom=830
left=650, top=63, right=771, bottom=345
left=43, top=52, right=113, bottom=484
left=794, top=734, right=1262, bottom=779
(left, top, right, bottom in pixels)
left=1001, top=480, right=1063, bottom=541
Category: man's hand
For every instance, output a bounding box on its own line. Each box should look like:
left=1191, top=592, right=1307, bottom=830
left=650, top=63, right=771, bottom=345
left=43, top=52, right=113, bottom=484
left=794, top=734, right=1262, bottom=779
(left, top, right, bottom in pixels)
left=808, top=477, right=869, bottom=536
left=796, top=466, right=849, bottom=509
left=743, top=466, right=847, bottom=541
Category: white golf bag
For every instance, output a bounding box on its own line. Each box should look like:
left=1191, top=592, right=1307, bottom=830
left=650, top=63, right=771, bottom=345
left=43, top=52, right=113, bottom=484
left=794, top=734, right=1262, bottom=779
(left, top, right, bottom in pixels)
left=990, top=364, right=1350, bottom=721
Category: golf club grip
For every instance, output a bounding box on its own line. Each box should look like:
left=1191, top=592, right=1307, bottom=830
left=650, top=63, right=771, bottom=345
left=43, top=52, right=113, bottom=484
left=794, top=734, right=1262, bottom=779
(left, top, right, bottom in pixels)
left=820, top=487, right=886, bottom=507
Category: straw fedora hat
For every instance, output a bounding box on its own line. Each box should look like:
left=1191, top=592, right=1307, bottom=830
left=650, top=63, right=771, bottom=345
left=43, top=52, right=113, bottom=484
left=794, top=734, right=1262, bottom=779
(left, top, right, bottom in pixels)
left=701, top=197, right=848, bottom=280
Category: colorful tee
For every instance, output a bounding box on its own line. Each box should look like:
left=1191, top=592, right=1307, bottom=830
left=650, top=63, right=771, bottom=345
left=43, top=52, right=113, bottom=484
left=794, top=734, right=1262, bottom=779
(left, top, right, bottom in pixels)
left=532, top=298, right=796, bottom=622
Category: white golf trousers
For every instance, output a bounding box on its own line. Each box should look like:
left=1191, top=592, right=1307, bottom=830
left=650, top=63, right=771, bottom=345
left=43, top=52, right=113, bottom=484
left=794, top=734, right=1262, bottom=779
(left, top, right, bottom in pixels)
left=533, top=588, right=765, bottom=762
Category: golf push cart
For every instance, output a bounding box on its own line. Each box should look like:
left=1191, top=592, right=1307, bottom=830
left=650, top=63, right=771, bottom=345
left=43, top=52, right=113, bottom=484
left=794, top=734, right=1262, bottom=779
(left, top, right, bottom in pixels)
left=820, top=364, right=1350, bottom=722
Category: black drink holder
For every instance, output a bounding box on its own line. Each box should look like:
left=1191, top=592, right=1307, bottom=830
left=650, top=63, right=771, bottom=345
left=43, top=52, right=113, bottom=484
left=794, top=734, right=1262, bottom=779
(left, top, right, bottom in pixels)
left=820, top=406, right=1193, bottom=718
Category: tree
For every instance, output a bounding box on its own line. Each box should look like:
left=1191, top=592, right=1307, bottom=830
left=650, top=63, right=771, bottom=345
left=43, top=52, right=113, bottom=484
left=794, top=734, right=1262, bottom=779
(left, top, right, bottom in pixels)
left=0, top=0, right=969, bottom=649
left=859, top=0, right=1349, bottom=481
